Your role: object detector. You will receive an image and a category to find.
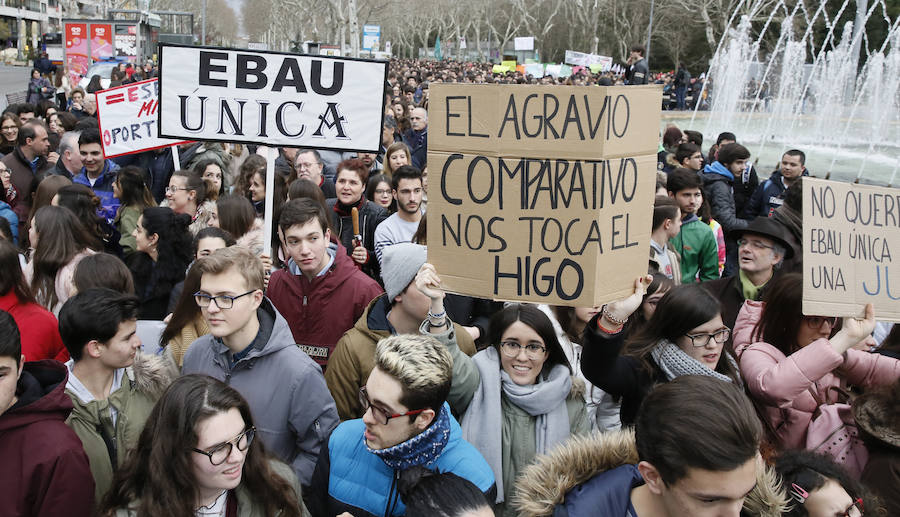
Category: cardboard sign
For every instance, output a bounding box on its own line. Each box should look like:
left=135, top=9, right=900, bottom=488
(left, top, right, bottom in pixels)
left=157, top=44, right=388, bottom=152
left=95, top=79, right=190, bottom=158
left=428, top=84, right=660, bottom=306
left=803, top=178, right=900, bottom=321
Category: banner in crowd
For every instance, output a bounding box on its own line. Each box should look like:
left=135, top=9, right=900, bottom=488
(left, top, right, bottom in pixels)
left=803, top=178, right=900, bottom=321
left=157, top=44, right=388, bottom=152
left=564, top=50, right=613, bottom=71
left=95, top=79, right=190, bottom=158
left=514, top=37, right=535, bottom=51
left=428, top=84, right=661, bottom=306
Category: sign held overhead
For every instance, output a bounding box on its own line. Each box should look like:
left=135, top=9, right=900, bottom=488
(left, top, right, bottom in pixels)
left=803, top=177, right=900, bottom=321
left=157, top=44, right=388, bottom=151
left=95, top=78, right=190, bottom=158
left=427, top=84, right=661, bottom=307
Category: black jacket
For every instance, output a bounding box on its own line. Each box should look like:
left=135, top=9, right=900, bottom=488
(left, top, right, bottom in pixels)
left=326, top=198, right=387, bottom=282
left=626, top=59, right=649, bottom=85
left=580, top=315, right=667, bottom=426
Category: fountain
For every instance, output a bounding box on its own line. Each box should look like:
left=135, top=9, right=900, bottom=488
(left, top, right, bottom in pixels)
left=690, top=0, right=900, bottom=185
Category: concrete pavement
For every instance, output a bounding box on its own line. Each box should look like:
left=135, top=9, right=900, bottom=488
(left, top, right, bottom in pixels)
left=0, top=64, right=33, bottom=111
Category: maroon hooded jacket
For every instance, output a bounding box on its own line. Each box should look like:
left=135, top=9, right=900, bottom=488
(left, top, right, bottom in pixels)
left=267, top=241, right=383, bottom=368
left=0, top=360, right=95, bottom=516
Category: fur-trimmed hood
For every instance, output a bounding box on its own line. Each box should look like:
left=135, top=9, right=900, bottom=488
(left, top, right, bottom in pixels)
left=513, top=429, right=788, bottom=517
left=129, top=350, right=179, bottom=400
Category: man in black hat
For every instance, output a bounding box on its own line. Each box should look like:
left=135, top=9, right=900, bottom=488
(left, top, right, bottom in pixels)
left=702, top=217, right=795, bottom=333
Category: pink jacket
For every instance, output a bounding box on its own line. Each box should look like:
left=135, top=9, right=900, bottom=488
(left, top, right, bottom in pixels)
left=733, top=300, right=900, bottom=449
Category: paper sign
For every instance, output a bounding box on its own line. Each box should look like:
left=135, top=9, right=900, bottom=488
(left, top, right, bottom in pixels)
left=514, top=37, right=535, bottom=51
left=803, top=178, right=900, bottom=321
left=157, top=44, right=388, bottom=151
left=95, top=79, right=190, bottom=158
left=502, top=60, right=517, bottom=69
left=427, top=84, right=661, bottom=306
left=65, top=23, right=88, bottom=86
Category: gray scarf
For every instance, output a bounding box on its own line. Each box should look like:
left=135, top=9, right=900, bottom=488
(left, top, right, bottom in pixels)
left=650, top=339, right=742, bottom=386
left=460, top=346, right=572, bottom=503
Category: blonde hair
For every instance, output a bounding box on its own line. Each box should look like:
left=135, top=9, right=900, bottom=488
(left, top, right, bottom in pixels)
left=194, top=246, right=264, bottom=292
left=374, top=334, right=452, bottom=411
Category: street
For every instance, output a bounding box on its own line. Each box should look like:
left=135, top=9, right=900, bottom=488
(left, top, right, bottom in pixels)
left=0, top=64, right=32, bottom=111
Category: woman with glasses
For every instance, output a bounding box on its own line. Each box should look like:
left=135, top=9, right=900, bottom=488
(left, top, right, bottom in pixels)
left=581, top=278, right=743, bottom=427
left=127, top=207, right=192, bottom=320
left=732, top=272, right=899, bottom=452
left=100, top=374, right=308, bottom=517
left=417, top=265, right=588, bottom=516
left=366, top=173, right=395, bottom=213
left=774, top=449, right=878, bottom=517
left=164, top=170, right=215, bottom=236
left=0, top=112, right=20, bottom=156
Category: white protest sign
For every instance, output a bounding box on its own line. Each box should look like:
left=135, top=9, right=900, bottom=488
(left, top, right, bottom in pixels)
left=514, top=37, right=534, bottom=51
left=95, top=79, right=190, bottom=158
left=157, top=44, right=388, bottom=152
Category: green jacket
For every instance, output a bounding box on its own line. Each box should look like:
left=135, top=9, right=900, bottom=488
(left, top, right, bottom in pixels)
left=441, top=324, right=590, bottom=517
left=669, top=215, right=720, bottom=283
left=65, top=353, right=176, bottom=502
left=116, top=205, right=141, bottom=255
left=114, top=459, right=311, bottom=517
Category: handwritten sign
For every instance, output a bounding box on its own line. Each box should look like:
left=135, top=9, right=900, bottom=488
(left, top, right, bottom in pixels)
left=427, top=84, right=661, bottom=306
left=803, top=177, right=900, bottom=321
left=157, top=44, right=388, bottom=152
left=95, top=79, right=189, bottom=158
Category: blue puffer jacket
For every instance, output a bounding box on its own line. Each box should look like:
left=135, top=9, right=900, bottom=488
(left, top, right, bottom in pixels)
left=308, top=405, right=496, bottom=517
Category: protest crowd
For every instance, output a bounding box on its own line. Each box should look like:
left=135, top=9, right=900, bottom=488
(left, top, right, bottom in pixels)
left=1, top=51, right=899, bottom=517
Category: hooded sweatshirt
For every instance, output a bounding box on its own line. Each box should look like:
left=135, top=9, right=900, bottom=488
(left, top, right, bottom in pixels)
left=267, top=241, right=383, bottom=367
left=181, top=298, right=340, bottom=486
left=0, top=360, right=95, bottom=517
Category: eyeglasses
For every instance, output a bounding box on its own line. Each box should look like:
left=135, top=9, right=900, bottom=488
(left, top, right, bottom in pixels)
left=295, top=162, right=320, bottom=170
left=804, top=316, right=837, bottom=329
left=683, top=328, right=731, bottom=347
left=194, top=290, right=257, bottom=309
left=191, top=427, right=255, bottom=465
left=499, top=340, right=547, bottom=360
left=358, top=386, right=425, bottom=425
left=374, top=188, right=391, bottom=195
left=1, top=126, right=17, bottom=133
left=737, top=238, right=775, bottom=251
left=165, top=185, right=191, bottom=193
left=0, top=168, right=10, bottom=175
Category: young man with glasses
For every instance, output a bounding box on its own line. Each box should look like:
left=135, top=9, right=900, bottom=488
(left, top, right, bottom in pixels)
left=181, top=246, right=339, bottom=488
left=57, top=288, right=175, bottom=502
left=308, top=333, right=495, bottom=517
left=702, top=216, right=793, bottom=333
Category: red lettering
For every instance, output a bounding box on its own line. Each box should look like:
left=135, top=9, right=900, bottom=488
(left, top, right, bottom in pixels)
left=127, top=86, right=139, bottom=102
left=137, top=99, right=157, bottom=117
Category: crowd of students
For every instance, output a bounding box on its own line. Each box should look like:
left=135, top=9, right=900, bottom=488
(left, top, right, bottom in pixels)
left=0, top=58, right=898, bottom=517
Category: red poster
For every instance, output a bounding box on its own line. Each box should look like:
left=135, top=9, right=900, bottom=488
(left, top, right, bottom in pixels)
left=90, top=24, right=113, bottom=61
left=65, top=23, right=89, bottom=86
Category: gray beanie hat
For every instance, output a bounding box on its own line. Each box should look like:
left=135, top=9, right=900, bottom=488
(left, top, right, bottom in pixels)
left=382, top=243, right=427, bottom=300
